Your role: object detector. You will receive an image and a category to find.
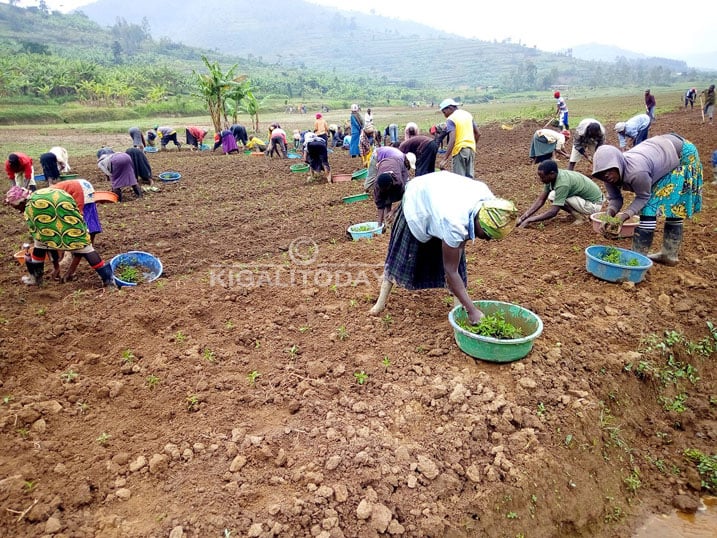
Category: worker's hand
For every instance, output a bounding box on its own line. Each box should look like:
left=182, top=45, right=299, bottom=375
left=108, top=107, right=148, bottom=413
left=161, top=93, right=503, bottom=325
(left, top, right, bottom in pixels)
left=438, top=160, right=448, bottom=171
left=467, top=306, right=485, bottom=325
left=600, top=219, right=622, bottom=240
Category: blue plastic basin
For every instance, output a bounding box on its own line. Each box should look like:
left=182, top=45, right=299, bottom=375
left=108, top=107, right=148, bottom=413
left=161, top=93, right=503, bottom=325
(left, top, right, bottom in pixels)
left=110, top=251, right=163, bottom=287
left=158, top=171, right=181, bottom=182
left=585, top=245, right=652, bottom=283
left=347, top=221, right=384, bottom=240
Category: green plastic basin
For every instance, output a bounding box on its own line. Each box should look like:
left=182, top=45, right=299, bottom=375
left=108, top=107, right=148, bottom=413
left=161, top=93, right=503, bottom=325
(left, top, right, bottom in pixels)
left=448, top=300, right=543, bottom=362
left=290, top=163, right=310, bottom=173
left=342, top=193, right=370, bottom=204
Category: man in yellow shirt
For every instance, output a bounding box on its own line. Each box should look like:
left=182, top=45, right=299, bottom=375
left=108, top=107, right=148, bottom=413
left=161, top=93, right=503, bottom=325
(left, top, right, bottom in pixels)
left=437, top=99, right=480, bottom=178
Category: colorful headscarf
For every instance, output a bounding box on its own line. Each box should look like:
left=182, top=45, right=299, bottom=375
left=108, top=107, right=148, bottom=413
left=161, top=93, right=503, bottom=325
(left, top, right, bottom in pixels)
left=5, top=186, right=31, bottom=207
left=477, top=198, right=518, bottom=240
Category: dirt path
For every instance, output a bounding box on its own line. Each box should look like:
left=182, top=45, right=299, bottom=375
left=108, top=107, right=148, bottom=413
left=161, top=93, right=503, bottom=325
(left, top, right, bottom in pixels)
left=0, top=111, right=715, bottom=537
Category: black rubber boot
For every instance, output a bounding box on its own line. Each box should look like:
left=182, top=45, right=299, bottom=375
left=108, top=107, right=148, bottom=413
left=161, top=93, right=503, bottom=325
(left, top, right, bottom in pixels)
left=649, top=221, right=683, bottom=266
left=631, top=227, right=655, bottom=255
left=22, top=260, right=44, bottom=286
left=95, top=264, right=117, bottom=288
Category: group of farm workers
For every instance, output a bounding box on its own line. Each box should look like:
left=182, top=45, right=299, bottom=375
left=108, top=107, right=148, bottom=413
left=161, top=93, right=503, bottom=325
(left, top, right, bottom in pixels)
left=365, top=94, right=703, bottom=321
left=4, top=95, right=705, bottom=327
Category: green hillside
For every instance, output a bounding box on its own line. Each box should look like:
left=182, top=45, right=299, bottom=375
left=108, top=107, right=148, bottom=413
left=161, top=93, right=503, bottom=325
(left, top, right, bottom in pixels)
left=0, top=2, right=711, bottom=126
left=77, top=0, right=704, bottom=90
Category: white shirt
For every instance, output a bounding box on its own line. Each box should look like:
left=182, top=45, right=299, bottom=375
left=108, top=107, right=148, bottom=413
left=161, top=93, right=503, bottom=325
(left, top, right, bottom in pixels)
left=535, top=129, right=566, bottom=150
left=402, top=171, right=496, bottom=248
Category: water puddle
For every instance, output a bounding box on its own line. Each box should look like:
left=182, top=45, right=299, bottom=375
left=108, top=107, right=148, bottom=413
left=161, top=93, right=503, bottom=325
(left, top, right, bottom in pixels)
left=633, top=496, right=717, bottom=537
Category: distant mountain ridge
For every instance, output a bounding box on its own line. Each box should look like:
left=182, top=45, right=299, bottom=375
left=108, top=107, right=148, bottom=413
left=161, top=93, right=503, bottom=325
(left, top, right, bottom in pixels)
left=73, top=0, right=711, bottom=87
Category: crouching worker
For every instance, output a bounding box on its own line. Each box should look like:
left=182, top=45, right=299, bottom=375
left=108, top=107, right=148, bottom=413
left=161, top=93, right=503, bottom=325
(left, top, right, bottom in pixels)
left=592, top=133, right=703, bottom=266
left=4, top=186, right=115, bottom=287
left=369, top=171, right=517, bottom=324
left=302, top=133, right=331, bottom=182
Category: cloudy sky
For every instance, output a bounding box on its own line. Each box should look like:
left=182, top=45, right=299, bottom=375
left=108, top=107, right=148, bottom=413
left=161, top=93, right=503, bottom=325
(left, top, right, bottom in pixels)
left=21, top=0, right=716, bottom=59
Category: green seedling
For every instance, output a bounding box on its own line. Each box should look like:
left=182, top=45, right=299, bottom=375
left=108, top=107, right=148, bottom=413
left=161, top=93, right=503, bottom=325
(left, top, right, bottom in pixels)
left=17, top=428, right=30, bottom=439
left=298, top=325, right=311, bottom=333
left=23, top=480, right=36, bottom=492
left=202, top=348, right=216, bottom=362
left=225, top=320, right=235, bottom=329
left=288, top=344, right=299, bottom=358
left=117, top=264, right=141, bottom=283
left=381, top=356, right=391, bottom=370
left=354, top=371, right=368, bottom=385
left=624, top=468, right=641, bottom=493
left=175, top=330, right=187, bottom=343
left=61, top=370, right=78, bottom=383
left=247, top=370, right=260, bottom=385
left=146, top=374, right=160, bottom=390
left=597, top=213, right=622, bottom=225
left=350, top=224, right=376, bottom=232
left=506, top=511, right=518, bottom=520
left=382, top=314, right=393, bottom=327
left=186, top=394, right=200, bottom=412
left=336, top=325, right=349, bottom=341
left=684, top=448, right=717, bottom=492
left=76, top=401, right=89, bottom=413
left=536, top=402, right=546, bottom=417
left=121, top=349, right=135, bottom=363
left=96, top=432, right=111, bottom=445
left=600, top=247, right=622, bottom=264
left=456, top=311, right=523, bottom=339
left=37, top=307, right=46, bottom=316
left=2, top=395, right=12, bottom=405
left=599, top=247, right=639, bottom=266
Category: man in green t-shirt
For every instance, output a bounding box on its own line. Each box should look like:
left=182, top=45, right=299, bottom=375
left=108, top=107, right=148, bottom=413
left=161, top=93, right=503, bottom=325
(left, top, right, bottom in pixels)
left=517, top=159, right=604, bottom=227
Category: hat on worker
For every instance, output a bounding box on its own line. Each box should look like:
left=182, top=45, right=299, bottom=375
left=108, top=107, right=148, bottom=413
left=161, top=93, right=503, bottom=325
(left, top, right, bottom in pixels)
left=405, top=152, right=416, bottom=170
left=561, top=129, right=571, bottom=139
left=614, top=122, right=626, bottom=133
left=476, top=198, right=518, bottom=241
left=316, top=113, right=322, bottom=119
left=351, top=104, right=359, bottom=112
left=439, top=98, right=460, bottom=111
left=553, top=91, right=560, bottom=98
left=5, top=186, right=31, bottom=207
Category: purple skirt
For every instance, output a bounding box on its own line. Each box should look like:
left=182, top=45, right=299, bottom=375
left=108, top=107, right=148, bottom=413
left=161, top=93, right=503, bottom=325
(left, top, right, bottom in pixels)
left=110, top=153, right=138, bottom=189
left=83, top=203, right=102, bottom=235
